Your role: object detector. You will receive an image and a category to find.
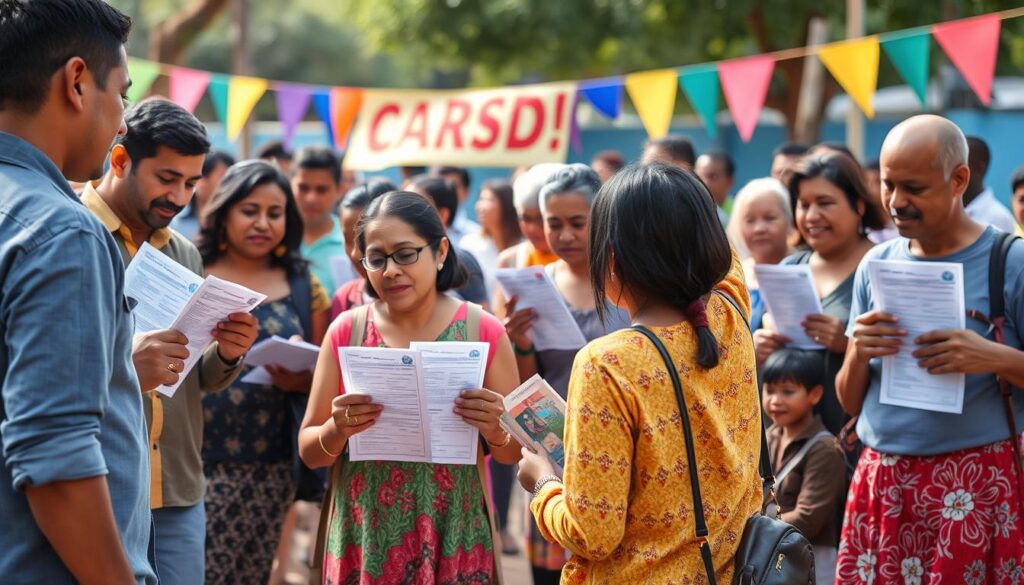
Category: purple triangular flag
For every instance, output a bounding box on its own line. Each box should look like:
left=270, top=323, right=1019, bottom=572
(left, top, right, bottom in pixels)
left=275, top=83, right=313, bottom=150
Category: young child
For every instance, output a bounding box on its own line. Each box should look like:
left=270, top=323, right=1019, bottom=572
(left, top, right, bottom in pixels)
left=762, top=349, right=846, bottom=585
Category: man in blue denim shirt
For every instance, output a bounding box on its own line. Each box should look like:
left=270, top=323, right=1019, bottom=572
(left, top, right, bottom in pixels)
left=0, top=2, right=156, bottom=583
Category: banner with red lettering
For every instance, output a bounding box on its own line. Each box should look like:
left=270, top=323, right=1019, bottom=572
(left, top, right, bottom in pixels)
left=343, top=82, right=576, bottom=170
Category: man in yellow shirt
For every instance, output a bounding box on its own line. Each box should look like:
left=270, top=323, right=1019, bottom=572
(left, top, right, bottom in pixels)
left=82, top=98, right=257, bottom=585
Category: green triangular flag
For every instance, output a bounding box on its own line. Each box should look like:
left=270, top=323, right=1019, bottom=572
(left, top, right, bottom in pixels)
left=208, top=74, right=230, bottom=123
left=881, top=29, right=930, bottom=107
left=679, top=65, right=720, bottom=138
left=126, top=58, right=161, bottom=103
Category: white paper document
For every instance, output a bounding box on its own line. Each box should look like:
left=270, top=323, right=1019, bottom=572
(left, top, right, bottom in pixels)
left=338, top=347, right=433, bottom=463
left=410, top=342, right=488, bottom=465
left=158, top=276, right=266, bottom=397
left=124, top=242, right=204, bottom=333
left=241, top=335, right=321, bottom=385
left=868, top=260, right=966, bottom=414
left=754, top=264, right=825, bottom=350
left=495, top=267, right=587, bottom=351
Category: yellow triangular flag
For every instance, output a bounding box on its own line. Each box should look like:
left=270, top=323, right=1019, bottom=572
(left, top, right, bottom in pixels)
left=226, top=76, right=268, bottom=140
left=818, top=37, right=880, bottom=118
left=625, top=69, right=678, bottom=139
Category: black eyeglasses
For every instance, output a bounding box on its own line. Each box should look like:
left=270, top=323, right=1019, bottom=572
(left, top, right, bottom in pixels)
left=361, top=244, right=432, bottom=272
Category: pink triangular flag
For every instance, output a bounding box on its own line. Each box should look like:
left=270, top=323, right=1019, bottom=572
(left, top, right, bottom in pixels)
left=169, top=67, right=211, bottom=113
left=932, top=14, right=1001, bottom=106
left=719, top=55, right=775, bottom=142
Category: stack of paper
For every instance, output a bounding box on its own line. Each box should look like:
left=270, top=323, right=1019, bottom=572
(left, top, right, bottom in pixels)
left=241, top=335, right=321, bottom=384
left=494, top=267, right=587, bottom=351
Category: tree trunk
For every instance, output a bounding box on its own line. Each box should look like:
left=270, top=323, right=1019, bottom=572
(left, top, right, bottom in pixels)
left=147, top=0, right=232, bottom=95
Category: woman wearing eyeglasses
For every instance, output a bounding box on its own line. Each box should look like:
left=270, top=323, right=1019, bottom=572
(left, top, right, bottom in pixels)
left=299, top=190, right=521, bottom=584
left=195, top=161, right=331, bottom=584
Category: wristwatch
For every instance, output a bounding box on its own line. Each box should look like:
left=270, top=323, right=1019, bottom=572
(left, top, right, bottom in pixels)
left=532, top=474, right=562, bottom=499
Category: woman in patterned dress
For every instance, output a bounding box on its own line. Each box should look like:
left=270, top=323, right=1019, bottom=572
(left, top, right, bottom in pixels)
left=196, top=161, right=331, bottom=584
left=300, top=190, right=521, bottom=584
left=518, top=163, right=763, bottom=583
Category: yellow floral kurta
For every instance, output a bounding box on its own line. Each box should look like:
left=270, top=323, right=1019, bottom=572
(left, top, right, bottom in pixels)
left=531, top=257, right=762, bottom=584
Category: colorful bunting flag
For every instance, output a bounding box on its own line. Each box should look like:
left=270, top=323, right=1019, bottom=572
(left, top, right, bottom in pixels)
left=207, top=74, right=230, bottom=123
left=818, top=37, right=880, bottom=118
left=719, top=55, right=775, bottom=143
left=126, top=58, right=161, bottom=103
left=313, top=90, right=335, bottom=147
left=226, top=76, right=268, bottom=141
left=169, top=67, right=211, bottom=113
left=679, top=65, right=720, bottom=138
left=881, top=29, right=931, bottom=106
left=275, top=84, right=314, bottom=149
left=579, top=78, right=623, bottom=120
left=625, top=69, right=678, bottom=139
left=932, top=14, right=1001, bottom=106
left=329, top=88, right=364, bottom=150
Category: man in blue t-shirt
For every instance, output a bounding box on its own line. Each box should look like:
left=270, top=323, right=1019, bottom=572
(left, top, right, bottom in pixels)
left=835, top=115, right=1024, bottom=583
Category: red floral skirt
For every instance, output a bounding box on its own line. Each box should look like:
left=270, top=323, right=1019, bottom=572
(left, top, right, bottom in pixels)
left=836, top=436, right=1024, bottom=584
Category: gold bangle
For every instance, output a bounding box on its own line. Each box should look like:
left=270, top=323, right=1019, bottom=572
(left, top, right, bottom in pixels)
left=318, top=426, right=341, bottom=458
left=485, top=430, right=511, bottom=448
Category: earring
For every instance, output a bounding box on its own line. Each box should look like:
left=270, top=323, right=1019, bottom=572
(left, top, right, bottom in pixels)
left=218, top=242, right=228, bottom=252
left=274, top=245, right=287, bottom=257
left=437, top=263, right=444, bottom=272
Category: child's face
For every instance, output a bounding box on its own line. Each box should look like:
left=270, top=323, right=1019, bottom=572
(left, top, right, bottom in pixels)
left=762, top=381, right=822, bottom=427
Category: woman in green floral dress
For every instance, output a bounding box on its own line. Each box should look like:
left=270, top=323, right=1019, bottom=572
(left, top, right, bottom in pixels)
left=300, top=191, right=521, bottom=584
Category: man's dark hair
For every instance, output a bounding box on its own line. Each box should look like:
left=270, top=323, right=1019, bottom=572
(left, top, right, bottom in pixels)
left=292, top=146, right=341, bottom=185
left=772, top=142, right=811, bottom=159
left=341, top=178, right=397, bottom=211
left=761, top=348, right=825, bottom=391
left=966, top=136, right=991, bottom=178
left=434, top=166, right=471, bottom=190
left=810, top=141, right=856, bottom=162
left=202, top=151, right=236, bottom=177
left=114, top=98, right=209, bottom=168
left=410, top=175, right=459, bottom=227
left=0, top=0, right=132, bottom=114
left=256, top=139, right=292, bottom=162
left=863, top=157, right=880, bottom=172
left=1012, top=165, right=1024, bottom=193
left=592, top=150, right=625, bottom=172
left=702, top=149, right=736, bottom=178
left=645, top=135, right=696, bottom=166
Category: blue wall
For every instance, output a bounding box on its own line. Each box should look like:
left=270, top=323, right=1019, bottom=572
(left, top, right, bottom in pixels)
left=209, top=109, right=1024, bottom=217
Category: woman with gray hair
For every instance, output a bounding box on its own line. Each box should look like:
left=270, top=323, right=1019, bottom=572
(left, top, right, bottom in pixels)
left=726, top=177, right=794, bottom=331
left=504, top=163, right=630, bottom=585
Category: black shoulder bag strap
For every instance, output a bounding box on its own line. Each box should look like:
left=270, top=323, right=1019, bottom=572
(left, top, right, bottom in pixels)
left=631, top=325, right=719, bottom=584
left=978, top=231, right=1022, bottom=471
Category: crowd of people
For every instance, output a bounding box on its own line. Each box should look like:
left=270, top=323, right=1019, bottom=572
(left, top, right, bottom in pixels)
left=3, top=2, right=1024, bottom=585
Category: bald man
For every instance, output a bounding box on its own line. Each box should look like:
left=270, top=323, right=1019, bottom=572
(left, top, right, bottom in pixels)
left=835, top=115, right=1024, bottom=583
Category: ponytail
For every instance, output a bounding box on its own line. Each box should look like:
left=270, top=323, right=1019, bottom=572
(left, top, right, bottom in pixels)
left=686, top=299, right=720, bottom=368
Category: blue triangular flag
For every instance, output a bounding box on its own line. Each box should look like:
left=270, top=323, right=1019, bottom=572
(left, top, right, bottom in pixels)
left=579, top=78, right=623, bottom=120
left=312, top=90, right=335, bottom=147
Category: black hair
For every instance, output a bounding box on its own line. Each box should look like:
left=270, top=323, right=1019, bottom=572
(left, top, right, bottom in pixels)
left=341, top=178, right=398, bottom=211
left=292, top=146, right=341, bottom=185
left=966, top=135, right=991, bottom=175
left=810, top=141, right=856, bottom=162
left=256, top=139, right=292, bottom=162
left=115, top=98, right=209, bottom=168
left=772, top=142, right=810, bottom=159
left=202, top=151, right=236, bottom=177
left=1012, top=165, right=1024, bottom=193
left=863, top=158, right=880, bottom=172
left=196, top=160, right=307, bottom=276
left=592, top=150, right=625, bottom=172
left=591, top=163, right=732, bottom=368
left=435, top=165, right=471, bottom=190
left=0, top=0, right=132, bottom=114
left=480, top=178, right=523, bottom=248
left=701, top=149, right=736, bottom=178
left=788, top=152, right=886, bottom=246
left=761, top=349, right=825, bottom=391
left=356, top=190, right=469, bottom=298
left=644, top=135, right=696, bottom=166
left=409, top=174, right=459, bottom=227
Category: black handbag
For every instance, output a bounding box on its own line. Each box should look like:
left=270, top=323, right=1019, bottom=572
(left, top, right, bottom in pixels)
left=631, top=291, right=814, bottom=585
